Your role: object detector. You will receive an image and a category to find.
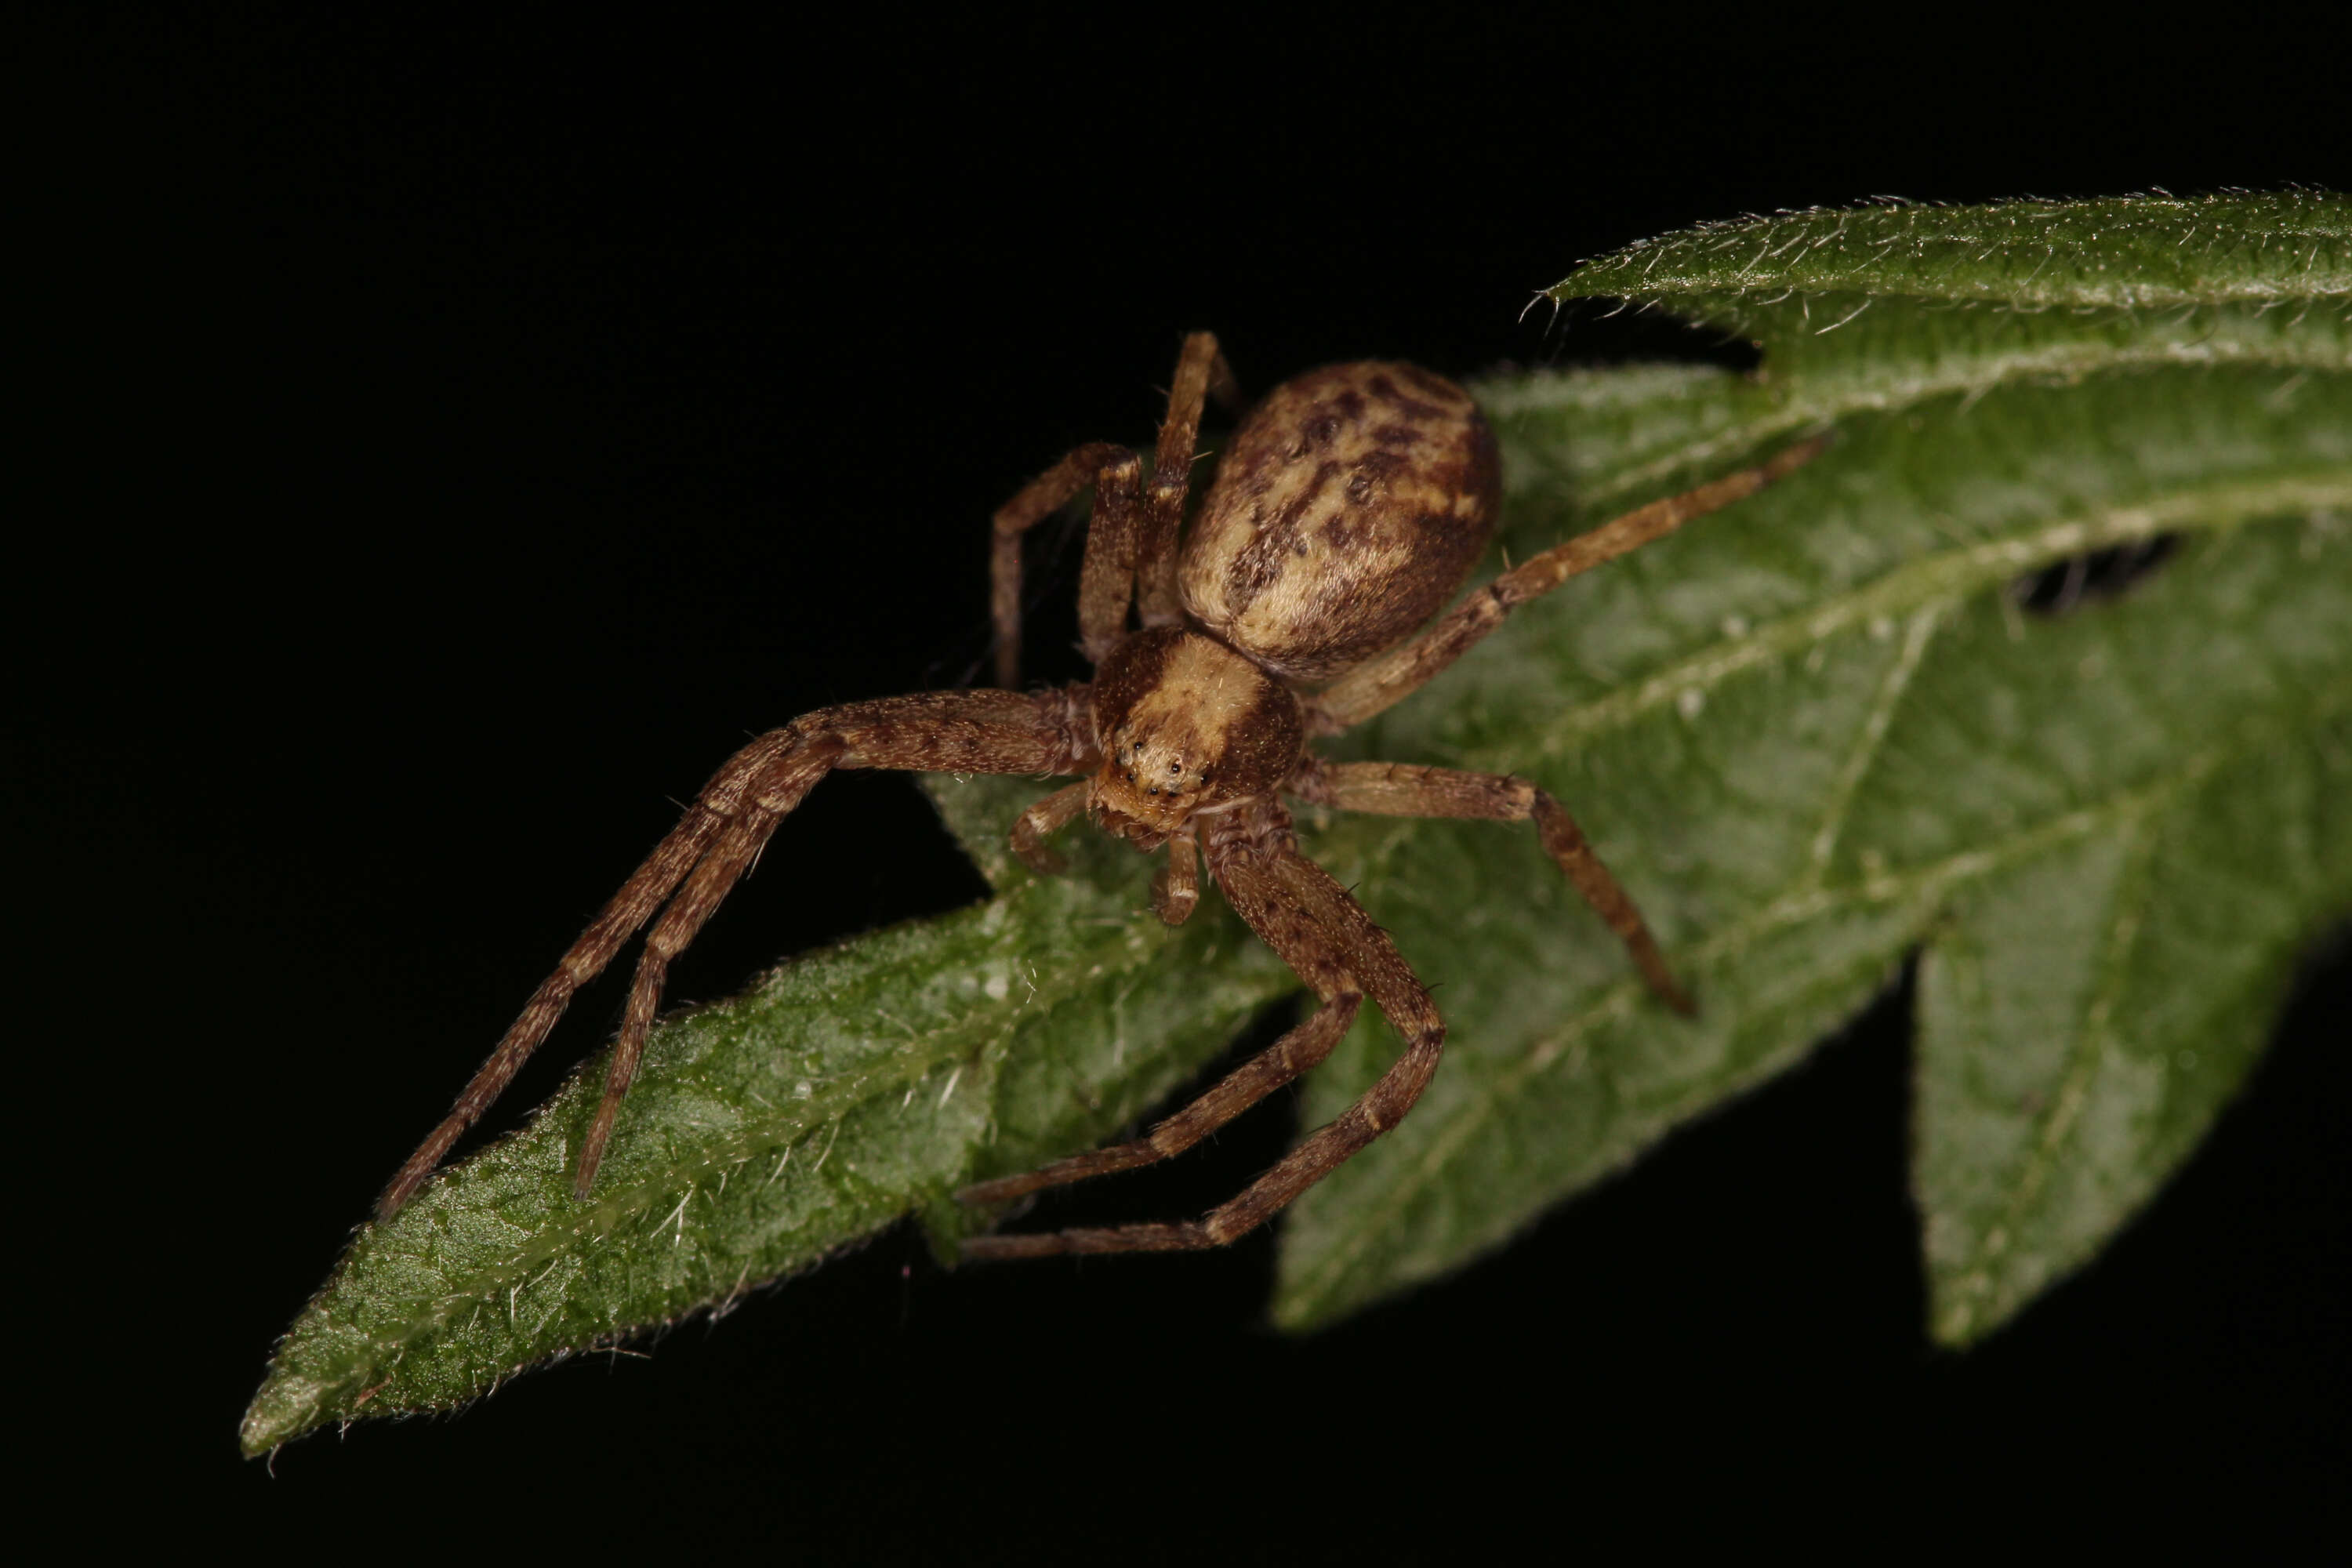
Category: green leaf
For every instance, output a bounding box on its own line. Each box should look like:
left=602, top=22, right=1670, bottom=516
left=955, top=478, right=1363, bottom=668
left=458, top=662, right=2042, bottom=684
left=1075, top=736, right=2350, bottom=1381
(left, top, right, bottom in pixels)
left=1273, top=191, right=2352, bottom=1330
left=246, top=194, right=2352, bottom=1452
left=240, top=797, right=1294, bottom=1455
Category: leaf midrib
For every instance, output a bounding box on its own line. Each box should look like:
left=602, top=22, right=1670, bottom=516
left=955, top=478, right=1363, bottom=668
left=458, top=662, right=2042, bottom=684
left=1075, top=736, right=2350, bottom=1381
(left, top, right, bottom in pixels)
left=1933, top=807, right=2165, bottom=1342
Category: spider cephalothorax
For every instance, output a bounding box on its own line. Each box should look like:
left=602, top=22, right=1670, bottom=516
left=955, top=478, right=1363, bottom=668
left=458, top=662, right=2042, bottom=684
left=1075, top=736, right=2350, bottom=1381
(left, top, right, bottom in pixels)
left=378, top=333, right=1820, bottom=1256
left=1088, top=626, right=1303, bottom=846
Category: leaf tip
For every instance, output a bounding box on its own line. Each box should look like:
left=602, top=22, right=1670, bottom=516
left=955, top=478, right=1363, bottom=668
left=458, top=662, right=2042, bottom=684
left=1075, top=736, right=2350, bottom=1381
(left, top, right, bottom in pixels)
left=238, top=1369, right=326, bottom=1458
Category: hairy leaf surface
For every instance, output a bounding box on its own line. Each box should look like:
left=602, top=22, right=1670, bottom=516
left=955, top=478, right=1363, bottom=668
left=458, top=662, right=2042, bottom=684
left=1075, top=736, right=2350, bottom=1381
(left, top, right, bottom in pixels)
left=247, top=194, right=2352, bottom=1451
left=1276, top=191, right=2352, bottom=1328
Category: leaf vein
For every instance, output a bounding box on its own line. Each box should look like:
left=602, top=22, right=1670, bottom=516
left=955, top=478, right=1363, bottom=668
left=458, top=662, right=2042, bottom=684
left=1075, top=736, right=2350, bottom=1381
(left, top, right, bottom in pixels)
left=1805, top=601, right=1951, bottom=882
left=1936, top=803, right=2166, bottom=1340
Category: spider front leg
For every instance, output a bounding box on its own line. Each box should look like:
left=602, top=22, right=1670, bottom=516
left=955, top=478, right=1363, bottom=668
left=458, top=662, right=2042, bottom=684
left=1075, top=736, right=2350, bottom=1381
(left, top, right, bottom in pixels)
left=959, top=802, right=1443, bottom=1257
left=376, top=724, right=802, bottom=1218
left=377, top=687, right=1096, bottom=1220
left=1289, top=757, right=1693, bottom=1014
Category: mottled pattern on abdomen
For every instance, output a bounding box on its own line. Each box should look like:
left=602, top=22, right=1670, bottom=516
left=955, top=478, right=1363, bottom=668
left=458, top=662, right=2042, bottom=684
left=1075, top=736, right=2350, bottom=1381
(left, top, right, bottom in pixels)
left=1179, top=362, right=1500, bottom=683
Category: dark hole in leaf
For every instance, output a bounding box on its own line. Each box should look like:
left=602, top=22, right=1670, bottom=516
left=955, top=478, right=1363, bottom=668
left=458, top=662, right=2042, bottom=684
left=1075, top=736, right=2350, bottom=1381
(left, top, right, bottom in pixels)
left=2013, top=534, right=2181, bottom=616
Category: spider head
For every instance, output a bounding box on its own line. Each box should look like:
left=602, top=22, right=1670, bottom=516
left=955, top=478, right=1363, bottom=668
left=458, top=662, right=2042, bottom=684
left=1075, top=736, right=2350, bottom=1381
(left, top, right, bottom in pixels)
left=1087, top=626, right=1304, bottom=846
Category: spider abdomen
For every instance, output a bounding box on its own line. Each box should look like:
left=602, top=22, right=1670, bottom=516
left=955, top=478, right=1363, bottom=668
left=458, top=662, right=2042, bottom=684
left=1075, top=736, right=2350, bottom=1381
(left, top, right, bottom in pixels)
left=1179, top=361, right=1501, bottom=683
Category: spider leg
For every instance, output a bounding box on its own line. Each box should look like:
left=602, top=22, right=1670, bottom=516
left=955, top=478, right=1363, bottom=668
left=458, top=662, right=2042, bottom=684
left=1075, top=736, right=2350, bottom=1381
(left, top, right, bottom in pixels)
left=1305, top=434, right=1828, bottom=734
left=376, top=726, right=799, bottom=1218
left=957, top=830, right=1359, bottom=1220
left=990, top=333, right=1238, bottom=682
left=574, top=736, right=843, bottom=1196
left=1290, top=757, right=1693, bottom=1014
left=1135, top=331, right=1240, bottom=627
left=960, top=801, right=1443, bottom=1258
left=378, top=687, right=1097, bottom=1219
left=955, top=997, right=1363, bottom=1219
left=990, top=441, right=1137, bottom=688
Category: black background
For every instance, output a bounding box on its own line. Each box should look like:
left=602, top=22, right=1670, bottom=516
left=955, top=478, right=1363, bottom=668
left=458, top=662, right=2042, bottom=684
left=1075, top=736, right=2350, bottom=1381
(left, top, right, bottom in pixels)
left=27, top=8, right=2350, bottom=1555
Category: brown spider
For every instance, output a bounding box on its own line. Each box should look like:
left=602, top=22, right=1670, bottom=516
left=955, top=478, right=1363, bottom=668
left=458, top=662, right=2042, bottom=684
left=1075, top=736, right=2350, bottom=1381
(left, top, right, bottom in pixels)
left=378, top=333, right=1820, bottom=1256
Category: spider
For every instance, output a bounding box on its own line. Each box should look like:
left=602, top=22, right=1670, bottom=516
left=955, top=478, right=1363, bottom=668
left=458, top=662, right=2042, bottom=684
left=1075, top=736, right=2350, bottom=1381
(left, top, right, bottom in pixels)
left=377, top=333, right=1820, bottom=1256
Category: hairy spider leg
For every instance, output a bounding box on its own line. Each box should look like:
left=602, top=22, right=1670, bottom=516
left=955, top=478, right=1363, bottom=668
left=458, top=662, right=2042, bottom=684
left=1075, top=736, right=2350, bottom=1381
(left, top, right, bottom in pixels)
left=572, top=735, right=844, bottom=1196
left=987, top=333, right=1240, bottom=688
left=378, top=688, right=1095, bottom=1219
left=1289, top=757, right=1693, bottom=1014
left=376, top=727, right=798, bottom=1218
left=1305, top=434, right=1830, bottom=734
left=958, top=809, right=1356, bottom=1219
left=990, top=441, right=1130, bottom=688
left=960, top=797, right=1443, bottom=1256
left=1073, top=453, right=1146, bottom=666
left=1135, top=330, right=1240, bottom=628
